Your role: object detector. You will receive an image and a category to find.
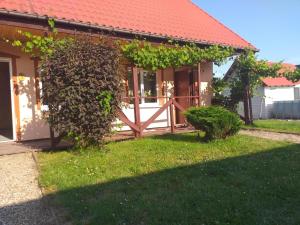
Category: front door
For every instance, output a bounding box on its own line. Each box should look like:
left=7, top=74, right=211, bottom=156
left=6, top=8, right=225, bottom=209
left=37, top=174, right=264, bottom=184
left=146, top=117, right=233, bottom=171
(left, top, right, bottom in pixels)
left=0, top=61, right=13, bottom=141
left=174, top=70, right=191, bottom=124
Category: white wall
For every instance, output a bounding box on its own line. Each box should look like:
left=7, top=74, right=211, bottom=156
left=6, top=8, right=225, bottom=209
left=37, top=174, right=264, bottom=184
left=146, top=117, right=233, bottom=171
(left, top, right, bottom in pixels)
left=264, top=86, right=295, bottom=103
left=264, top=86, right=295, bottom=118
left=238, top=85, right=296, bottom=119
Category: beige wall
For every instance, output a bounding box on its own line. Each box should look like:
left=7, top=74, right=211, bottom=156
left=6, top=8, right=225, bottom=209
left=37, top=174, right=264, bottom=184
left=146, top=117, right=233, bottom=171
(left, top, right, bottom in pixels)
left=199, top=62, right=213, bottom=106
left=0, top=43, right=50, bottom=141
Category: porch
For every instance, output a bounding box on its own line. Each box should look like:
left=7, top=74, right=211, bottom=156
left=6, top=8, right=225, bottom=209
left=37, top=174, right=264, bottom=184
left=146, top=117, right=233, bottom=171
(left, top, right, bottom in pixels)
left=116, top=64, right=212, bottom=137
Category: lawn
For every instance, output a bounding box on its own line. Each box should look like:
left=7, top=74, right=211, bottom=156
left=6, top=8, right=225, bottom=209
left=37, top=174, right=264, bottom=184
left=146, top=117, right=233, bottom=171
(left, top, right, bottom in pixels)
left=38, top=133, right=300, bottom=225
left=246, top=119, right=300, bottom=134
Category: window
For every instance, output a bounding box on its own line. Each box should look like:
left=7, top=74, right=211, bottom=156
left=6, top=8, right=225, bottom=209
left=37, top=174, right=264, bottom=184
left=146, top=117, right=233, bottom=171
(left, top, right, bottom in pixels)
left=126, top=68, right=157, bottom=104
left=294, top=87, right=300, bottom=100
left=140, top=70, right=157, bottom=103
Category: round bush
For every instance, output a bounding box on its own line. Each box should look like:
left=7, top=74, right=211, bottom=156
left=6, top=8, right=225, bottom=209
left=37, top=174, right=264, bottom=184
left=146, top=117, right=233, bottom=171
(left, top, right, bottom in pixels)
left=184, top=106, right=242, bottom=141
left=40, top=38, right=123, bottom=146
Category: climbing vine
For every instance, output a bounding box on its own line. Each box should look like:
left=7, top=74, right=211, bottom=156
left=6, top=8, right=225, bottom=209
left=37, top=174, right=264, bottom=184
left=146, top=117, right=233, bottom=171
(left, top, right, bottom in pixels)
left=121, top=40, right=234, bottom=70
left=97, top=90, right=114, bottom=117
left=5, top=19, right=70, bottom=58
left=285, top=68, right=300, bottom=82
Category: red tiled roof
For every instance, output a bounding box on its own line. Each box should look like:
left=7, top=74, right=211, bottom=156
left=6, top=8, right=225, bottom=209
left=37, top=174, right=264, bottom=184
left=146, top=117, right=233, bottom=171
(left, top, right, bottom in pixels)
left=0, top=0, right=255, bottom=49
left=262, top=63, right=298, bottom=87
left=262, top=77, right=295, bottom=87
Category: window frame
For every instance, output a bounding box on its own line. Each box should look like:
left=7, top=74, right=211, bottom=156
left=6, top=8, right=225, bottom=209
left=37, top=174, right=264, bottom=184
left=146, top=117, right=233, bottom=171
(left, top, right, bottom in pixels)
left=126, top=68, right=159, bottom=107
left=139, top=69, right=159, bottom=106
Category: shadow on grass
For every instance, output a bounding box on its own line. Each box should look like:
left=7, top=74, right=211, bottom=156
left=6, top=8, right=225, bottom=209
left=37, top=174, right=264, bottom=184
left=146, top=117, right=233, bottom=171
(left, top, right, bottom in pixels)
left=1, top=144, right=300, bottom=225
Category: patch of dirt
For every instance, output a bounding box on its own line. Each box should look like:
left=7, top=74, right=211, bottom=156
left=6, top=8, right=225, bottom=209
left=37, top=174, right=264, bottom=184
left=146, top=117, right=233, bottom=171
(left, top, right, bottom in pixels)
left=240, top=130, right=300, bottom=144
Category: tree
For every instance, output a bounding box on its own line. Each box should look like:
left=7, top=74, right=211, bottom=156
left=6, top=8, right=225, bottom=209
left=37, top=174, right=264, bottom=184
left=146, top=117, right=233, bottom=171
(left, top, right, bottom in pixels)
left=285, top=67, right=300, bottom=82
left=211, top=77, right=233, bottom=110
left=232, top=51, right=282, bottom=125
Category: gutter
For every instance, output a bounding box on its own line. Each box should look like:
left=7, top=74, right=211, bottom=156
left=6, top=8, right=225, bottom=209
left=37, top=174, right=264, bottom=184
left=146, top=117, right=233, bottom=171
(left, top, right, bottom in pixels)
left=0, top=9, right=254, bottom=51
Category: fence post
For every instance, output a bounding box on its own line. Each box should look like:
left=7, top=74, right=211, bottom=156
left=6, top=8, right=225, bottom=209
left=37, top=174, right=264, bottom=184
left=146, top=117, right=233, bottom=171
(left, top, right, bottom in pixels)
left=197, top=63, right=201, bottom=106
left=132, top=67, right=141, bottom=137
left=170, top=98, right=175, bottom=133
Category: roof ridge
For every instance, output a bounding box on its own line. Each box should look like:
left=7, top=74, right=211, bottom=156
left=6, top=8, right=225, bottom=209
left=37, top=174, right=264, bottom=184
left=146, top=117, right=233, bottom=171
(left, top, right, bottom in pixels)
left=188, top=0, right=257, bottom=50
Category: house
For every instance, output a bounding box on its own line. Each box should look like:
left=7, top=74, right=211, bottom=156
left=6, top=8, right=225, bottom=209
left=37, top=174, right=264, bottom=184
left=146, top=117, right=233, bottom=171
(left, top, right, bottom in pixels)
left=0, top=0, right=254, bottom=142
left=224, top=62, right=300, bottom=119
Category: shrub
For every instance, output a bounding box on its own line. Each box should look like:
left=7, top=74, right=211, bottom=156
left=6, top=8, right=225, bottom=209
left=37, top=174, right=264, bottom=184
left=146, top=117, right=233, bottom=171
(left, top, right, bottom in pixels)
left=40, top=37, right=123, bottom=147
left=184, top=106, right=242, bottom=141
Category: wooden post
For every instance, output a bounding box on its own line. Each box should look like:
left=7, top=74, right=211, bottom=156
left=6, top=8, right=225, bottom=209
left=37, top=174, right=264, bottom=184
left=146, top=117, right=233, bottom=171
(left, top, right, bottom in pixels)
left=161, top=69, right=165, bottom=97
left=33, top=58, right=41, bottom=110
left=170, top=98, right=175, bottom=133
left=132, top=67, right=141, bottom=137
left=12, top=57, right=21, bottom=141
left=197, top=63, right=201, bottom=107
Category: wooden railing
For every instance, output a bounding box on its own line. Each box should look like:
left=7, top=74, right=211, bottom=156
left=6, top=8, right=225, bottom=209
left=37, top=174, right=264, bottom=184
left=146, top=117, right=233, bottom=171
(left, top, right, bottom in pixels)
left=117, top=96, right=199, bottom=137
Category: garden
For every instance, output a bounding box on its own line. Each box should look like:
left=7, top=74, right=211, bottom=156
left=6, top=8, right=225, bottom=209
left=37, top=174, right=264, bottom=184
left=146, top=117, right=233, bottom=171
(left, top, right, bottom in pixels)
left=38, top=133, right=300, bottom=225
left=7, top=21, right=300, bottom=224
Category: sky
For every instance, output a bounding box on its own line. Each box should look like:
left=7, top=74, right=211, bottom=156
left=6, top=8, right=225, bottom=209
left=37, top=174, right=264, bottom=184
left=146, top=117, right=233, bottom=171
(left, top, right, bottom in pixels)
left=193, top=0, right=300, bottom=77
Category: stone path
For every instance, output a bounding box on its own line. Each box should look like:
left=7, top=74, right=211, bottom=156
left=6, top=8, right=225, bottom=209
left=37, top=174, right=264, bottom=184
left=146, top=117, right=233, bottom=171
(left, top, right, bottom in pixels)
left=240, top=129, right=300, bottom=144
left=0, top=153, right=60, bottom=225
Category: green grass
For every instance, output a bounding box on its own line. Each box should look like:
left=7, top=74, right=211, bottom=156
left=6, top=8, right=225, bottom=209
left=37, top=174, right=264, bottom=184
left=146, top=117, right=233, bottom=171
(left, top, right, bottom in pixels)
left=38, top=133, right=300, bottom=225
left=245, top=119, right=300, bottom=134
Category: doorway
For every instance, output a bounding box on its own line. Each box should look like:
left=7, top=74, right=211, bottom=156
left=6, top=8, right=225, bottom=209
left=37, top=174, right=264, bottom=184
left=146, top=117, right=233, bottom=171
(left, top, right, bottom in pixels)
left=0, top=61, right=13, bottom=141
left=174, top=70, right=192, bottom=124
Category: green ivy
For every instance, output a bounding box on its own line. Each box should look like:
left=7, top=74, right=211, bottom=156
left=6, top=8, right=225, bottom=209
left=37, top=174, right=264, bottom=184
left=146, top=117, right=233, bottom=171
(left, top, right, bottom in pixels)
left=121, top=40, right=234, bottom=70
left=97, top=91, right=114, bottom=117
left=5, top=19, right=70, bottom=58
left=285, top=68, right=300, bottom=82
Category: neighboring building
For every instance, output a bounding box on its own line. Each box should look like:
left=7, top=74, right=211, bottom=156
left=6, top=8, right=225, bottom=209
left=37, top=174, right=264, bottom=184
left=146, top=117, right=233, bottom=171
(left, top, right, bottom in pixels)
left=225, top=62, right=300, bottom=119
left=0, top=0, right=254, bottom=142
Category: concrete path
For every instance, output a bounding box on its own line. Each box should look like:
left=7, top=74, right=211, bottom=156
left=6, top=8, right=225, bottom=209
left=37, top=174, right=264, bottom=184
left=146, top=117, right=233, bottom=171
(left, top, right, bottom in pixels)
left=0, top=153, right=60, bottom=225
left=240, top=129, right=300, bottom=144
left=0, top=142, right=35, bottom=156
left=0, top=140, right=72, bottom=156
